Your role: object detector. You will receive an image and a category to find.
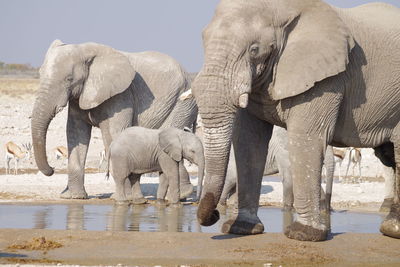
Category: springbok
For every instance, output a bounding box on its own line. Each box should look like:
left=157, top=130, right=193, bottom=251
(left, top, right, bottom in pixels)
left=4, top=141, right=31, bottom=175
left=53, top=146, right=68, bottom=169
left=54, top=146, right=68, bottom=160
left=332, top=147, right=346, bottom=180
left=344, top=147, right=362, bottom=183
left=98, top=149, right=106, bottom=172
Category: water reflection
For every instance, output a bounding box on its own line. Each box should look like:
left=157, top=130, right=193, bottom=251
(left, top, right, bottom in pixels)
left=0, top=204, right=385, bottom=234
left=33, top=206, right=52, bottom=229
left=66, top=205, right=84, bottom=230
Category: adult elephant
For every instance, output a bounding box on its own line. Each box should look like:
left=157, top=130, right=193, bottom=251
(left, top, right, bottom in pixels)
left=192, top=0, right=400, bottom=241
left=219, top=126, right=335, bottom=212
left=31, top=40, right=197, bottom=200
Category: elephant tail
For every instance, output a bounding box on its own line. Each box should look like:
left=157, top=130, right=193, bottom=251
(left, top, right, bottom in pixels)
left=105, top=149, right=111, bottom=180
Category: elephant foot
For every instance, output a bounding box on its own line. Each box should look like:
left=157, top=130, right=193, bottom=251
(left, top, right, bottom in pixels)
left=60, top=187, right=88, bottom=199
left=379, top=198, right=394, bottom=213
left=156, top=198, right=168, bottom=207
left=221, top=212, right=264, bottom=235
left=115, top=200, right=130, bottom=205
left=284, top=221, right=328, bottom=242
left=169, top=202, right=183, bottom=208
left=380, top=204, right=400, bottom=238
left=131, top=197, right=148, bottom=205
left=180, top=183, right=194, bottom=199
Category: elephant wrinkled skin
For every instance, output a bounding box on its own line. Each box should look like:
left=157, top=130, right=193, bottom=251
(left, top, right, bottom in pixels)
left=31, top=40, right=197, bottom=200
left=192, top=0, right=400, bottom=241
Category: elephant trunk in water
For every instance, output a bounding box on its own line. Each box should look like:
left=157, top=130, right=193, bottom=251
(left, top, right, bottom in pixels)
left=31, top=83, right=68, bottom=176
left=193, top=74, right=238, bottom=226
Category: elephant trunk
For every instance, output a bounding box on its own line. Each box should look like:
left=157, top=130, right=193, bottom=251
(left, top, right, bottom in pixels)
left=196, top=113, right=235, bottom=226
left=194, top=74, right=237, bottom=226
left=31, top=83, right=67, bottom=176
left=195, top=153, right=205, bottom=201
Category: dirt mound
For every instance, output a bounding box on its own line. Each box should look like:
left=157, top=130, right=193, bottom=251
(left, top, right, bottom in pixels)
left=8, top=236, right=63, bottom=251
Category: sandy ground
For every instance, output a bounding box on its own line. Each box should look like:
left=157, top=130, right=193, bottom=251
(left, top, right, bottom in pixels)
left=1, top=77, right=399, bottom=266
left=1, top=229, right=400, bottom=266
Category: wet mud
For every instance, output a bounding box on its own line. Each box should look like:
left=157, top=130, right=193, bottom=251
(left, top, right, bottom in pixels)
left=0, top=203, right=399, bottom=266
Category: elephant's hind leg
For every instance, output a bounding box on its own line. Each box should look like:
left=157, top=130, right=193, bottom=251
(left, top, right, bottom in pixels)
left=128, top=174, right=147, bottom=205
left=380, top=142, right=400, bottom=238
left=221, top=109, right=272, bottom=235
left=113, top=174, right=130, bottom=204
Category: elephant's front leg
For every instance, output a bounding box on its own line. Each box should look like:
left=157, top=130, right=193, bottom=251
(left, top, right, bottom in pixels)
left=222, top=109, right=272, bottom=235
left=159, top=155, right=180, bottom=205
left=178, top=162, right=194, bottom=199
left=380, top=142, right=400, bottom=238
left=61, top=104, right=92, bottom=199
left=284, top=132, right=328, bottom=241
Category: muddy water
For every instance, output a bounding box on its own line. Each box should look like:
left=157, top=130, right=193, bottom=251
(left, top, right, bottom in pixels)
left=0, top=204, right=385, bottom=234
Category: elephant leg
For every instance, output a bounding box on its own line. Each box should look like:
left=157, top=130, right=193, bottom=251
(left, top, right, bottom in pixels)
left=277, top=158, right=294, bottom=211
left=128, top=174, right=147, bottom=205
left=324, top=146, right=335, bottom=212
left=284, top=132, right=328, bottom=241
left=61, top=104, right=91, bottom=199
left=221, top=109, right=272, bottom=235
left=380, top=141, right=400, bottom=238
left=219, top=171, right=237, bottom=207
left=179, top=162, right=194, bottom=199
left=380, top=165, right=395, bottom=212
left=157, top=172, right=169, bottom=205
left=282, top=174, right=294, bottom=211
left=113, top=174, right=129, bottom=203
left=159, top=155, right=180, bottom=205
left=124, top=176, right=133, bottom=200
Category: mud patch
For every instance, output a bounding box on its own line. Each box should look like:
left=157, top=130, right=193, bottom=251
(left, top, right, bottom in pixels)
left=8, top=236, right=63, bottom=251
left=6, top=257, right=62, bottom=264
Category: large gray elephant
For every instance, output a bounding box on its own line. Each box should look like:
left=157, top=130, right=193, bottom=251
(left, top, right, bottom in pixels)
left=219, top=126, right=335, bottom=211
left=106, top=127, right=204, bottom=204
left=31, top=40, right=197, bottom=199
left=192, top=0, right=400, bottom=241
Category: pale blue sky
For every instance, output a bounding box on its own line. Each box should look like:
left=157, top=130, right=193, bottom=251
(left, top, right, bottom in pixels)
left=0, top=0, right=399, bottom=72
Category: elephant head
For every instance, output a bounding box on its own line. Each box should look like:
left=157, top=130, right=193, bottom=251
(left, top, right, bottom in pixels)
left=31, top=40, right=136, bottom=176
left=159, top=128, right=205, bottom=200
left=192, top=0, right=355, bottom=226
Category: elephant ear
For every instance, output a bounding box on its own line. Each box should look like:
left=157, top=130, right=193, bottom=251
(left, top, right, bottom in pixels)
left=79, top=44, right=136, bottom=110
left=159, top=128, right=183, bottom=162
left=270, top=2, right=355, bottom=100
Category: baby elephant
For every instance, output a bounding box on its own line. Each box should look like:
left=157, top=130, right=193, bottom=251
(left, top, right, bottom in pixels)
left=107, top=127, right=205, bottom=204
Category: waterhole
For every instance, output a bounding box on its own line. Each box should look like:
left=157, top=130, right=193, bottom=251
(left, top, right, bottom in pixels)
left=0, top=204, right=385, bottom=233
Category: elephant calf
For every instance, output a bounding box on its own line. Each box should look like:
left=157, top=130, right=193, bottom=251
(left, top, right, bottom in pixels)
left=106, top=127, right=205, bottom=204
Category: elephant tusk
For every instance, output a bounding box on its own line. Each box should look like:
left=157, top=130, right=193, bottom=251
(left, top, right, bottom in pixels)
left=239, top=93, right=249, bottom=108
left=179, top=89, right=193, bottom=101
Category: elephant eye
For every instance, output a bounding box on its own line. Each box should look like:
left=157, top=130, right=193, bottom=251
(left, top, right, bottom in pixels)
left=249, top=44, right=259, bottom=58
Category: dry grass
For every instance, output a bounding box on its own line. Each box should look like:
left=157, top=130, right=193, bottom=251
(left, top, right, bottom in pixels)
left=0, top=78, right=38, bottom=98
